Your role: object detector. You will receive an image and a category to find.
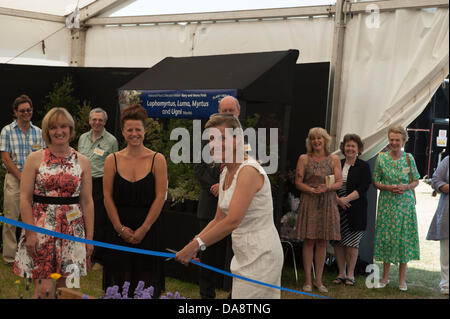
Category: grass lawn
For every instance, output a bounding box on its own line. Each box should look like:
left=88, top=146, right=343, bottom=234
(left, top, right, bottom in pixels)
left=0, top=182, right=447, bottom=299
left=0, top=261, right=446, bottom=299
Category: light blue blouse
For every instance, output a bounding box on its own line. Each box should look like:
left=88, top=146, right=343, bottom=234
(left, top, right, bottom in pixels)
left=427, top=155, right=449, bottom=241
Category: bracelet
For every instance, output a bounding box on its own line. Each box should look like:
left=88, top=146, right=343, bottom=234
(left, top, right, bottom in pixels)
left=117, top=225, right=125, bottom=237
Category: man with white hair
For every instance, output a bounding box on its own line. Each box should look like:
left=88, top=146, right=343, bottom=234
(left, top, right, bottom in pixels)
left=78, top=108, right=118, bottom=267
left=218, top=95, right=241, bottom=117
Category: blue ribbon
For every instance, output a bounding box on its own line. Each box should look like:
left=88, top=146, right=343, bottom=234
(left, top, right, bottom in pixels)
left=0, top=216, right=329, bottom=299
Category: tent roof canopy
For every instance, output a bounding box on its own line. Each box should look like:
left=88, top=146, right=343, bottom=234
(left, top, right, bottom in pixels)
left=0, top=0, right=96, bottom=16
left=119, top=49, right=299, bottom=104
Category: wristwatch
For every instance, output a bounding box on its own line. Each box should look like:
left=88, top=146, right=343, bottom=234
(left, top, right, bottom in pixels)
left=196, top=237, right=206, bottom=251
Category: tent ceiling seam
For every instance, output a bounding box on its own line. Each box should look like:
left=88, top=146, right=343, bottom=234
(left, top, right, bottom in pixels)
left=1, top=0, right=447, bottom=25
left=83, top=0, right=448, bottom=26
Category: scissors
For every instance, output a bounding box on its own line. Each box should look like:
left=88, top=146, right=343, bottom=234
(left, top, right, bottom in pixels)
left=165, top=248, right=178, bottom=261
left=165, top=248, right=200, bottom=264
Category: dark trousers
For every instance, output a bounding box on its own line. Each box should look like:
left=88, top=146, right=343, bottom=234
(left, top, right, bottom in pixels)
left=198, top=219, right=232, bottom=299
left=92, top=177, right=107, bottom=264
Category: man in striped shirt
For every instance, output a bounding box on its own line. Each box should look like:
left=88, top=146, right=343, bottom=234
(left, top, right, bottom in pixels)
left=0, top=94, right=45, bottom=265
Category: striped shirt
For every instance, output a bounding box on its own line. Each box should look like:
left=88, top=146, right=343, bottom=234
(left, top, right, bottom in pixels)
left=0, top=120, right=45, bottom=172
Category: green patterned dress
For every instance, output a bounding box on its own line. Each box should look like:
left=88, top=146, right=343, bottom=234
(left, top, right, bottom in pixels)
left=373, top=152, right=420, bottom=263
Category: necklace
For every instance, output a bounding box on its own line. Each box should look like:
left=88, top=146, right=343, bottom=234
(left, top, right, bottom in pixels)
left=49, top=146, right=71, bottom=158
left=345, top=157, right=356, bottom=166
left=311, top=153, right=326, bottom=162
left=390, top=150, right=403, bottom=161
left=224, top=164, right=239, bottom=189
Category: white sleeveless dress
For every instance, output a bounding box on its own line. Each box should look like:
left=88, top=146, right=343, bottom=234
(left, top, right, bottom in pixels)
left=219, top=158, right=283, bottom=299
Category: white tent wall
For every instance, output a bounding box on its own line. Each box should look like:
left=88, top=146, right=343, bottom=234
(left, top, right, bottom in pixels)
left=191, top=18, right=334, bottom=63
left=339, top=8, right=449, bottom=159
left=84, top=17, right=334, bottom=67
left=0, top=1, right=448, bottom=156
left=84, top=24, right=197, bottom=67
left=0, top=15, right=70, bottom=65
left=0, top=0, right=95, bottom=16
left=83, top=7, right=449, bottom=157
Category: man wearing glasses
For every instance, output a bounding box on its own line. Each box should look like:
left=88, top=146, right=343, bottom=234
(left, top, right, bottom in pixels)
left=0, top=94, right=45, bottom=265
left=78, top=108, right=118, bottom=268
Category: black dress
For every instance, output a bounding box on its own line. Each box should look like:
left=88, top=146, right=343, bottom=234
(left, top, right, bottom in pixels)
left=102, top=152, right=165, bottom=298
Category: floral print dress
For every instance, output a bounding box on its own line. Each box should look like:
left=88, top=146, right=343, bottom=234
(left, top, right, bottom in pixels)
left=373, top=152, right=420, bottom=263
left=295, top=155, right=341, bottom=241
left=13, top=148, right=88, bottom=279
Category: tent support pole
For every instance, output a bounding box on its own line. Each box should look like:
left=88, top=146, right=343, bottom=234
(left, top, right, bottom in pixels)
left=70, top=28, right=87, bottom=67
left=327, top=0, right=347, bottom=151
left=69, top=0, right=127, bottom=67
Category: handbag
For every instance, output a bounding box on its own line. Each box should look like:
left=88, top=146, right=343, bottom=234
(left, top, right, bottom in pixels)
left=405, top=153, right=416, bottom=204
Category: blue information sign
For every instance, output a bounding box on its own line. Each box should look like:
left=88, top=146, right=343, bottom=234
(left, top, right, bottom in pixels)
left=118, top=89, right=237, bottom=119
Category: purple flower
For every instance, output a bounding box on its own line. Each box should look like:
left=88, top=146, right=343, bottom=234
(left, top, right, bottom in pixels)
left=133, top=281, right=146, bottom=298
left=102, top=281, right=187, bottom=299
left=122, top=281, right=131, bottom=299
left=102, top=285, right=120, bottom=299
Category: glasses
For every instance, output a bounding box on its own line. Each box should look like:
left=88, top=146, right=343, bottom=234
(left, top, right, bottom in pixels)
left=18, top=108, right=32, bottom=113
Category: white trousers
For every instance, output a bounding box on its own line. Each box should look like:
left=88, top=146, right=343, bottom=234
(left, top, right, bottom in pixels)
left=440, top=238, right=449, bottom=291
left=2, top=172, right=21, bottom=264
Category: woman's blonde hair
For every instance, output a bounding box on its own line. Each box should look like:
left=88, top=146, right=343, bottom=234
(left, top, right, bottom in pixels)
left=388, top=125, right=408, bottom=144
left=41, top=107, right=75, bottom=145
left=205, top=113, right=243, bottom=131
left=305, top=127, right=331, bottom=155
left=205, top=113, right=245, bottom=162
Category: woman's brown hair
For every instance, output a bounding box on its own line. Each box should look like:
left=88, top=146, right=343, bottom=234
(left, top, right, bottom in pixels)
left=120, top=104, right=148, bottom=129
left=339, top=133, right=364, bottom=155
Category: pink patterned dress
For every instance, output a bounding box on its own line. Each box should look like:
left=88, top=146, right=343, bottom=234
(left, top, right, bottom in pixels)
left=13, top=147, right=89, bottom=279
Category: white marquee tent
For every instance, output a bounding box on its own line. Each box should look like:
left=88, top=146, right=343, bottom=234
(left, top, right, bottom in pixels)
left=0, top=0, right=448, bottom=158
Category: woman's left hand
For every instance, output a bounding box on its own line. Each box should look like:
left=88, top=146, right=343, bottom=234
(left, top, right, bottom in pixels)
left=130, top=226, right=148, bottom=244
left=316, top=184, right=328, bottom=193
left=392, top=184, right=408, bottom=194
left=337, top=197, right=351, bottom=210
left=86, top=244, right=94, bottom=258
left=175, top=240, right=199, bottom=266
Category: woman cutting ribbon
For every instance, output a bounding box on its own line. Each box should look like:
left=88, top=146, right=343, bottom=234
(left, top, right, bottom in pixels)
left=175, top=113, right=283, bottom=299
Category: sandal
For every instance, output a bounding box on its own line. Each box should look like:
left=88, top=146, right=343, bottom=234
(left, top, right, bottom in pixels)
left=333, top=277, right=346, bottom=285
left=344, top=278, right=355, bottom=286
left=313, top=282, right=328, bottom=293
left=302, top=284, right=312, bottom=292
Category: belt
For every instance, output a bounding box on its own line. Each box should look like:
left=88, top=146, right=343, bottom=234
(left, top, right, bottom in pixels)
left=33, top=194, right=80, bottom=205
